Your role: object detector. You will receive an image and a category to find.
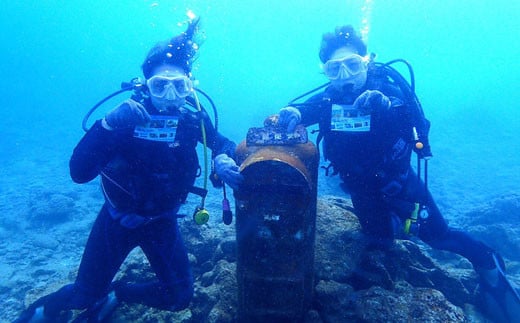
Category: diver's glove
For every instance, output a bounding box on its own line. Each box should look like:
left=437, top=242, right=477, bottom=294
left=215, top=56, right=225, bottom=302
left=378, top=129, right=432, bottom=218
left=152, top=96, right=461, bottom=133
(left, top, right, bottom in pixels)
left=278, top=107, right=302, bottom=133
left=103, top=99, right=151, bottom=130
left=214, top=154, right=243, bottom=190
left=353, top=90, right=391, bottom=114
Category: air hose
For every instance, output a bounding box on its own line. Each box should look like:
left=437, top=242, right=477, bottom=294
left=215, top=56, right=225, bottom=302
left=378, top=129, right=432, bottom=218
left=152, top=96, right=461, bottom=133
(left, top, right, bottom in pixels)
left=81, top=79, right=214, bottom=225
left=191, top=89, right=210, bottom=225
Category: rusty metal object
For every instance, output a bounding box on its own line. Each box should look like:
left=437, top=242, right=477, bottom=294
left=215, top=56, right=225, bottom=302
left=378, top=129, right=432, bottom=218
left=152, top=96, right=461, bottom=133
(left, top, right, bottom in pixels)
left=234, top=129, right=319, bottom=322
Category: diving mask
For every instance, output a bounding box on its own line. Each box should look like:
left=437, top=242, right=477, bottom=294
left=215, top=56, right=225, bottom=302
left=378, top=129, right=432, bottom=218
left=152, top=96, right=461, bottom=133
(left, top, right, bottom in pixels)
left=323, top=54, right=368, bottom=80
left=146, top=75, right=193, bottom=99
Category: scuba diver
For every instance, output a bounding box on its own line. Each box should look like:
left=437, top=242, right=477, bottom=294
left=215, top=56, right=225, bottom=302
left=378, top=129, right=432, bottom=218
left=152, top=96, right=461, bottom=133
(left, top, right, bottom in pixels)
left=276, top=25, right=520, bottom=322
left=15, top=17, right=242, bottom=322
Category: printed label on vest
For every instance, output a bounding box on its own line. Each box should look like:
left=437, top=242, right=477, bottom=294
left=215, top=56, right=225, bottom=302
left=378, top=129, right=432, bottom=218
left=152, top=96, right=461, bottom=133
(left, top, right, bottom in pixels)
left=331, top=104, right=371, bottom=132
left=133, top=115, right=178, bottom=142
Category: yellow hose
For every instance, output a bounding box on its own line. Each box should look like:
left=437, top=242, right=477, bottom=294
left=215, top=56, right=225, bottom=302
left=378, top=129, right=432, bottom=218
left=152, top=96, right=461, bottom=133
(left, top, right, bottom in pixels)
left=192, top=90, right=208, bottom=208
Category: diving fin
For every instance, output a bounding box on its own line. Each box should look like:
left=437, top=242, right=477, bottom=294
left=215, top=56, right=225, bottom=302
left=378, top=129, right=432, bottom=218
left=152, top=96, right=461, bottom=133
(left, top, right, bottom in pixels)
left=71, top=291, right=118, bottom=323
left=478, top=254, right=520, bottom=323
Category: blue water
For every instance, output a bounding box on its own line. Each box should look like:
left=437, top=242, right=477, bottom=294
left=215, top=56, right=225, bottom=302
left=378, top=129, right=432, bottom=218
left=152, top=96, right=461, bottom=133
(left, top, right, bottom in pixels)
left=2, top=1, right=519, bottom=133
left=2, top=0, right=518, bottom=211
left=1, top=0, right=519, bottom=319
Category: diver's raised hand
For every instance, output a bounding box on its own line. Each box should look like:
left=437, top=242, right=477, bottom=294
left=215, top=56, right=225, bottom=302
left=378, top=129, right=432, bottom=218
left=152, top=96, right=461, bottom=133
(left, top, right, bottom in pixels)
left=103, top=99, right=151, bottom=130
left=278, top=106, right=302, bottom=133
left=214, top=154, right=243, bottom=190
left=353, top=90, right=390, bottom=114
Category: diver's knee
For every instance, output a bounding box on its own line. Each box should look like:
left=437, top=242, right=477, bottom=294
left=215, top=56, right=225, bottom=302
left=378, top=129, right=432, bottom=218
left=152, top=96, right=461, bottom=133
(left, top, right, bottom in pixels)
left=173, top=284, right=194, bottom=311
left=164, top=283, right=193, bottom=311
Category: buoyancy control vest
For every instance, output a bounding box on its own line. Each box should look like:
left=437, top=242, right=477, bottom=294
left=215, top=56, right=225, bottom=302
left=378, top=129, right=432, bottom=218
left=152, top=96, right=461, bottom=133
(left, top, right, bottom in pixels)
left=289, top=59, right=432, bottom=175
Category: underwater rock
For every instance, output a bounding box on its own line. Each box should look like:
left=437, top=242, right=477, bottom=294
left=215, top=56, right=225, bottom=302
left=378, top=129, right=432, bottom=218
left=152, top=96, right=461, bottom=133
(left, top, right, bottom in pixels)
left=103, top=195, right=475, bottom=322
left=10, top=195, right=479, bottom=322
left=355, top=283, right=467, bottom=322
left=27, top=193, right=75, bottom=226
left=464, top=194, right=520, bottom=261
left=213, top=237, right=237, bottom=263
left=203, top=260, right=238, bottom=323
left=316, top=196, right=474, bottom=307
left=192, top=260, right=237, bottom=322
left=314, top=196, right=364, bottom=283
left=112, top=303, right=193, bottom=322
left=29, top=234, right=60, bottom=250
left=180, top=220, right=235, bottom=271
left=314, top=279, right=357, bottom=322
left=316, top=279, right=468, bottom=323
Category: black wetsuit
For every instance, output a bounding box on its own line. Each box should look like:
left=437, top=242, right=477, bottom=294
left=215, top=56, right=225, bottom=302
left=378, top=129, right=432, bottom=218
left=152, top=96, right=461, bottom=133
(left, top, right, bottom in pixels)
left=20, top=99, right=236, bottom=319
left=294, top=71, right=496, bottom=270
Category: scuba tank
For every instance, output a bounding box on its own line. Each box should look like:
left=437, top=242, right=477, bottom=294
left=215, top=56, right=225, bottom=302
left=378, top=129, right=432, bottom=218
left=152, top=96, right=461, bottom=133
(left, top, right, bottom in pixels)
left=369, top=59, right=432, bottom=234
left=234, top=118, right=319, bottom=322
